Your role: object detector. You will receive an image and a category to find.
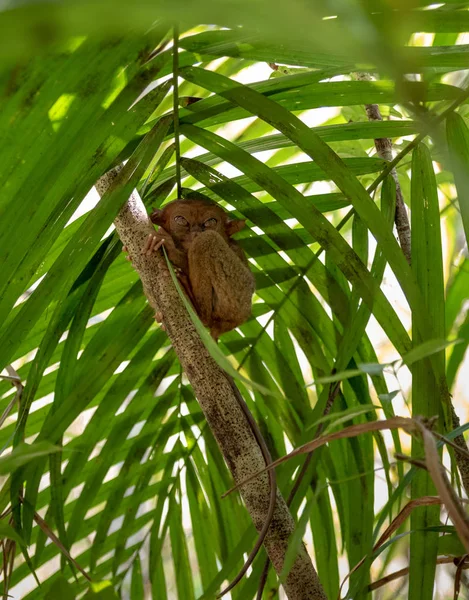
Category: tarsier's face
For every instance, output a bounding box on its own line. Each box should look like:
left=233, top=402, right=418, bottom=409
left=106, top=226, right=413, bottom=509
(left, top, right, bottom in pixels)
left=151, top=199, right=245, bottom=251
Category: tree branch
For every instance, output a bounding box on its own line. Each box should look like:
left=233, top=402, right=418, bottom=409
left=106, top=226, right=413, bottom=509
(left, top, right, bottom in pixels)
left=356, top=72, right=411, bottom=265
left=96, top=167, right=327, bottom=600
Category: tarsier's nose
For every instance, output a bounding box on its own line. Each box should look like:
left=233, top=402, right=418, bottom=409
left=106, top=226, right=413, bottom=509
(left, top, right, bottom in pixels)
left=189, top=225, right=203, bottom=240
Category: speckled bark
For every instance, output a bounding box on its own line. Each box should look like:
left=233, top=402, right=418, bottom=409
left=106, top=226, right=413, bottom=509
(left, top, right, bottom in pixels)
left=96, top=168, right=327, bottom=600
left=356, top=72, right=411, bottom=265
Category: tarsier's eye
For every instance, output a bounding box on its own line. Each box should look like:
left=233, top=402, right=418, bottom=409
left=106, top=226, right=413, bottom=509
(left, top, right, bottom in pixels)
left=174, top=215, right=188, bottom=226
left=204, top=218, right=217, bottom=228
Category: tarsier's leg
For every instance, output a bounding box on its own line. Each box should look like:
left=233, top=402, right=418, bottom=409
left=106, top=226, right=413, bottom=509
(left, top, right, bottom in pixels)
left=188, top=231, right=255, bottom=338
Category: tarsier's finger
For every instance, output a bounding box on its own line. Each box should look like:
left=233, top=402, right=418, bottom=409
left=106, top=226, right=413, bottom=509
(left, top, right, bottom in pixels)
left=148, top=237, right=164, bottom=254
left=141, top=235, right=153, bottom=255
left=122, top=245, right=134, bottom=264
left=141, top=234, right=165, bottom=256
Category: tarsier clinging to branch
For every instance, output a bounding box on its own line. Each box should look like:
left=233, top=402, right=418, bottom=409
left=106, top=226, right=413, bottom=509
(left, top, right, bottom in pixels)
left=142, top=198, right=255, bottom=339
left=139, top=199, right=276, bottom=594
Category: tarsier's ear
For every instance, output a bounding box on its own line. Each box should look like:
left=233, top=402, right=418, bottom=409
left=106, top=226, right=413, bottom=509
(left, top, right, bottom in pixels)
left=150, top=208, right=165, bottom=226
left=225, top=219, right=246, bottom=236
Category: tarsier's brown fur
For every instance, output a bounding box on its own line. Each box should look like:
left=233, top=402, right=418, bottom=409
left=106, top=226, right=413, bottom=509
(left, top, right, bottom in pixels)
left=149, top=199, right=255, bottom=339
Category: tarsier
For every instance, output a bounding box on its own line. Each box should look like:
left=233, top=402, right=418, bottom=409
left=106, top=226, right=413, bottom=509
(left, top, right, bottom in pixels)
left=144, top=198, right=256, bottom=339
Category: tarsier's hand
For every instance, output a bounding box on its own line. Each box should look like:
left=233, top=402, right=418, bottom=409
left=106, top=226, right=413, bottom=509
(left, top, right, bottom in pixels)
left=122, top=232, right=166, bottom=262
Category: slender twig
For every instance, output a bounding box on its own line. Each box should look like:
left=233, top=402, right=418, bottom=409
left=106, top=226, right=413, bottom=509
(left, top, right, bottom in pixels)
left=367, top=557, right=457, bottom=592
left=394, top=453, right=428, bottom=471
left=367, top=84, right=469, bottom=196
left=454, top=554, right=469, bottom=600
left=356, top=72, right=411, bottom=264
left=0, top=374, right=20, bottom=382
left=18, top=495, right=90, bottom=581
